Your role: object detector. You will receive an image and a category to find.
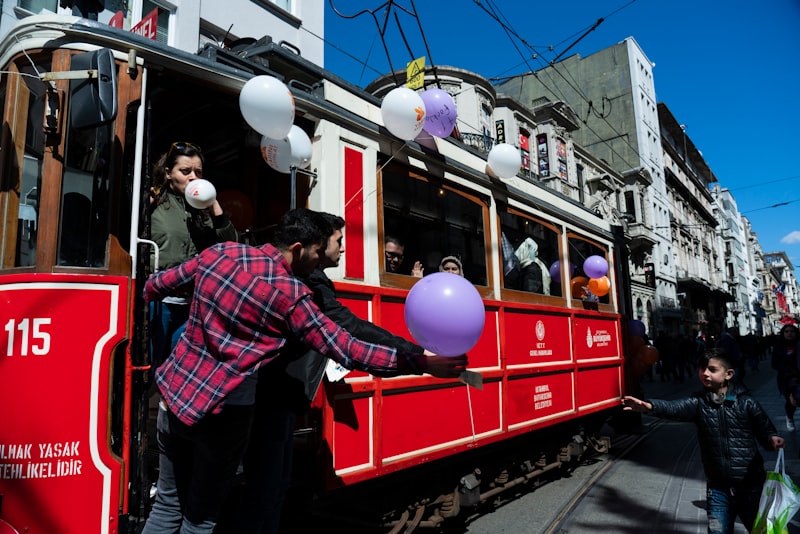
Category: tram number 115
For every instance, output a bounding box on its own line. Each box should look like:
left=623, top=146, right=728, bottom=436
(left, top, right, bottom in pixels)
left=4, top=318, right=52, bottom=356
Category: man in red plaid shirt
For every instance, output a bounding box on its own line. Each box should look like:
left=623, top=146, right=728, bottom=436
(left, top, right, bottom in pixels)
left=141, top=208, right=467, bottom=534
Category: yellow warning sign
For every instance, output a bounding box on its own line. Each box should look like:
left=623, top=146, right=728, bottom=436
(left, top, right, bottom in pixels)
left=406, top=57, right=425, bottom=89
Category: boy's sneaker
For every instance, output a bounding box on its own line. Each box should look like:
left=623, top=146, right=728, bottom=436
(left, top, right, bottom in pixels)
left=787, top=417, right=796, bottom=431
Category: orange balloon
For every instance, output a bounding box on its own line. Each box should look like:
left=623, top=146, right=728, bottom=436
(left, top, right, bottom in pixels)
left=571, top=276, right=589, bottom=298
left=588, top=276, right=611, bottom=297
left=630, top=335, right=645, bottom=353
left=638, top=345, right=659, bottom=365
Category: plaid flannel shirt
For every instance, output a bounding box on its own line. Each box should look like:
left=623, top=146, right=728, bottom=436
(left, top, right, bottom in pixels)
left=145, top=242, right=423, bottom=425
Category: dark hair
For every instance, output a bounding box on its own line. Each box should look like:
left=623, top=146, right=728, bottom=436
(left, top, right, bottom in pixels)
left=320, top=213, right=345, bottom=231
left=780, top=324, right=799, bottom=337
left=152, top=142, right=204, bottom=206
left=700, top=348, right=736, bottom=371
left=273, top=208, right=332, bottom=249
left=385, top=235, right=404, bottom=247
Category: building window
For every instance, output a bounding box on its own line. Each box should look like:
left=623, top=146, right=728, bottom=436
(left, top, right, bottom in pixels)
left=18, top=0, right=57, bottom=12
left=142, top=0, right=170, bottom=45
left=270, top=0, right=291, bottom=11
left=537, top=134, right=549, bottom=177
left=480, top=104, right=492, bottom=151
left=624, top=190, right=636, bottom=222
left=519, top=129, right=531, bottom=178
left=556, top=139, right=568, bottom=181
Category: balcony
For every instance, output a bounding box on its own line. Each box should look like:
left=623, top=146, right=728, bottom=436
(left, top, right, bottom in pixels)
left=626, top=220, right=657, bottom=252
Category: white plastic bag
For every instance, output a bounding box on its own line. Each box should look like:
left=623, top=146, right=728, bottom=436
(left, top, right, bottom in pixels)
left=752, top=449, right=800, bottom=534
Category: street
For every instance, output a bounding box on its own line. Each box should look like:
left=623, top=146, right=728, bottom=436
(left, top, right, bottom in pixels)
left=463, top=360, right=800, bottom=533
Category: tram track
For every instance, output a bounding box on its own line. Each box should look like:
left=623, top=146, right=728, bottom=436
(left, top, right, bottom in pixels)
left=542, top=417, right=675, bottom=534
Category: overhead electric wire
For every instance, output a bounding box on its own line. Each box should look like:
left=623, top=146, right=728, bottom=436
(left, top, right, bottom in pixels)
left=474, top=0, right=645, bottom=171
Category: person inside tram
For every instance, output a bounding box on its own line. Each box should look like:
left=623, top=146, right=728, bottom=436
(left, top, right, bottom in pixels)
left=514, top=236, right=551, bottom=295
left=228, top=212, right=461, bottom=533
left=623, top=348, right=784, bottom=534
left=439, top=255, right=464, bottom=276
left=384, top=235, right=406, bottom=273
left=385, top=234, right=423, bottom=276
left=141, top=208, right=467, bottom=534
left=148, top=141, right=238, bottom=369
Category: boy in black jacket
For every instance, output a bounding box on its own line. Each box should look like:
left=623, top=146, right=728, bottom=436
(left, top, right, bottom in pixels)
left=623, top=348, right=784, bottom=534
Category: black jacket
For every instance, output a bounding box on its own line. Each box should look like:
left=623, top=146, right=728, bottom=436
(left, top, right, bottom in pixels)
left=279, top=268, right=423, bottom=410
left=648, top=382, right=777, bottom=486
left=771, top=340, right=800, bottom=395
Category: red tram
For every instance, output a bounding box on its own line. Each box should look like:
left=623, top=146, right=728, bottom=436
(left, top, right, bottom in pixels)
left=0, top=15, right=633, bottom=533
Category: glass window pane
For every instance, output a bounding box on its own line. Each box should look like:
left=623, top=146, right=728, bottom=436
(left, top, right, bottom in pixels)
left=382, top=168, right=487, bottom=286
left=500, top=211, right=561, bottom=297
left=17, top=0, right=57, bottom=13
left=11, top=61, right=48, bottom=268
left=142, top=0, right=170, bottom=45
left=59, top=50, right=119, bottom=268
left=567, top=235, right=610, bottom=306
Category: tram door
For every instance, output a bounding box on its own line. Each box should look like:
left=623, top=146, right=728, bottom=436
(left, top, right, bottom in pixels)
left=0, top=47, right=144, bottom=532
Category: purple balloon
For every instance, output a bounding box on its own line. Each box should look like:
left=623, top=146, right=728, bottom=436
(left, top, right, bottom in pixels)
left=583, top=255, right=609, bottom=279
left=630, top=320, right=646, bottom=338
left=404, top=272, right=485, bottom=356
left=420, top=88, right=457, bottom=138
left=548, top=261, right=575, bottom=282
left=548, top=261, right=562, bottom=281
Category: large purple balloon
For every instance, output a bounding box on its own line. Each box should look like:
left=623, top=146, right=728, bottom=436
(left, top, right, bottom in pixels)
left=420, top=88, right=457, bottom=138
left=404, top=272, right=485, bottom=356
left=583, top=255, right=609, bottom=279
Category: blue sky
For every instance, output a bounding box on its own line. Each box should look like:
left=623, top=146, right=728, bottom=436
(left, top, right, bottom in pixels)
left=322, top=0, right=800, bottom=265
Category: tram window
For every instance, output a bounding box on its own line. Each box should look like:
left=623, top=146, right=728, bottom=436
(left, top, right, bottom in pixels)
left=381, top=168, right=487, bottom=286
left=499, top=211, right=561, bottom=298
left=0, top=61, right=48, bottom=268
left=58, top=122, right=114, bottom=267
left=567, top=235, right=610, bottom=307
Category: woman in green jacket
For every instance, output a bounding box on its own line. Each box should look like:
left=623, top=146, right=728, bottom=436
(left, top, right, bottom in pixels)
left=149, top=141, right=238, bottom=367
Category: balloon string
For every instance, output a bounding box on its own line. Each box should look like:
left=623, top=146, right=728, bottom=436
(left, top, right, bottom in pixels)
left=465, top=381, right=477, bottom=445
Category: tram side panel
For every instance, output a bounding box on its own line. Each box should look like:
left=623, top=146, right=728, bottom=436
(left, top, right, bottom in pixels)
left=0, top=275, right=128, bottom=534
left=319, top=289, right=623, bottom=490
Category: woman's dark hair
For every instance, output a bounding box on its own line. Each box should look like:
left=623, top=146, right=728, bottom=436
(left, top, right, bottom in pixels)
left=152, top=142, right=204, bottom=207
left=780, top=324, right=799, bottom=338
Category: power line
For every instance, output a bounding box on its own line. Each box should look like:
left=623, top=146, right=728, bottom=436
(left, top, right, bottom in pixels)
left=729, top=175, right=800, bottom=192
left=743, top=199, right=800, bottom=214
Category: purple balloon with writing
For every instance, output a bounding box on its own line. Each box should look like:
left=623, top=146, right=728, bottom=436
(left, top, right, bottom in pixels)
left=404, top=272, right=485, bottom=356
left=420, top=88, right=457, bottom=138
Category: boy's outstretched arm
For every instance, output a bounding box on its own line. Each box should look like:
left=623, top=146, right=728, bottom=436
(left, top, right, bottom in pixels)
left=622, top=395, right=653, bottom=413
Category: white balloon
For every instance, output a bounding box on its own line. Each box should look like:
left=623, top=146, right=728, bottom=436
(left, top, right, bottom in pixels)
left=239, top=75, right=295, bottom=139
left=487, top=143, right=521, bottom=179
left=381, top=87, right=426, bottom=141
left=184, top=179, right=217, bottom=209
left=286, top=125, right=312, bottom=169
left=260, top=125, right=313, bottom=173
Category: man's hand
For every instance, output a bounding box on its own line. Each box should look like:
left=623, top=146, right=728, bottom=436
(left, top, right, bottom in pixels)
left=422, top=350, right=467, bottom=378
left=771, top=435, right=786, bottom=450
left=411, top=261, right=424, bottom=278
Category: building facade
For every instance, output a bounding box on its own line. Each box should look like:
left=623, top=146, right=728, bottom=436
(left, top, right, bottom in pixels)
left=1, top=0, right=323, bottom=66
